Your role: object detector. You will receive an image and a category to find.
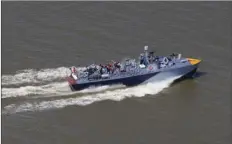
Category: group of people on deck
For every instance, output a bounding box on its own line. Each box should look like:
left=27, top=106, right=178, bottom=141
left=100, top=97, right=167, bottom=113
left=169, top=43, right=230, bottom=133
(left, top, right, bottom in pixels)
left=86, top=61, right=121, bottom=76
left=99, top=61, right=121, bottom=74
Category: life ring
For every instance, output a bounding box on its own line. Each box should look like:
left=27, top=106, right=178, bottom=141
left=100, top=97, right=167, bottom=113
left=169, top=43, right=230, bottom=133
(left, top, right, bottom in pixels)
left=162, top=57, right=169, bottom=65
left=149, top=66, right=153, bottom=70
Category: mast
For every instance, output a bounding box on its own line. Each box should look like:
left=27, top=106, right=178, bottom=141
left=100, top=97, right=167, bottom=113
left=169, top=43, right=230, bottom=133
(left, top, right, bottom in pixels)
left=144, top=45, right=148, bottom=57
left=144, top=46, right=149, bottom=65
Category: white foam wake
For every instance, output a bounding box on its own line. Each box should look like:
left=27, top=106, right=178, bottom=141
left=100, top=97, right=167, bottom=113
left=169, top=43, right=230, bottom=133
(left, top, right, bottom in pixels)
left=2, top=76, right=180, bottom=114
left=1, top=81, right=124, bottom=99
left=1, top=67, right=72, bottom=86
left=1, top=82, right=71, bottom=98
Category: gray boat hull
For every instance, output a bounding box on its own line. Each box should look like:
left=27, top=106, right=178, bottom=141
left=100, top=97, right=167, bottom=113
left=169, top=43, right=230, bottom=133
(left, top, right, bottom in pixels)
left=67, top=63, right=199, bottom=91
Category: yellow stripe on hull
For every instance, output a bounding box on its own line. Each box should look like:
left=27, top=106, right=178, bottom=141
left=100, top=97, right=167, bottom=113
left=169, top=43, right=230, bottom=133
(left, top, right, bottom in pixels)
left=187, top=58, right=201, bottom=65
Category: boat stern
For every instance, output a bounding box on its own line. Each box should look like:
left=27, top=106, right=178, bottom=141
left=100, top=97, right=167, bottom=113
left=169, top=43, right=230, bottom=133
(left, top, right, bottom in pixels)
left=66, top=76, right=77, bottom=91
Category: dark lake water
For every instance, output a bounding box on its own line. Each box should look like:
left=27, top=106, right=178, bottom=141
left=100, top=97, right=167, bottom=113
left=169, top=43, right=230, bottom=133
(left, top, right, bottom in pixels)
left=1, top=2, right=231, bottom=144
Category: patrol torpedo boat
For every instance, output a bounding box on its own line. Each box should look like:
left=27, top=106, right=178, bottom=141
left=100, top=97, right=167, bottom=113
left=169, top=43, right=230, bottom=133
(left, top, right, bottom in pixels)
left=67, top=46, right=201, bottom=91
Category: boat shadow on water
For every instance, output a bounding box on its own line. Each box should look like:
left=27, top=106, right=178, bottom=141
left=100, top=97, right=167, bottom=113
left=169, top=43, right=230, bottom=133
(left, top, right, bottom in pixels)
left=172, top=71, right=207, bottom=85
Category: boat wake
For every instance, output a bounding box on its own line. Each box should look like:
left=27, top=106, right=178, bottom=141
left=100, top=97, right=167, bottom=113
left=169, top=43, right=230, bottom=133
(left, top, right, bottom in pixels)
left=1, top=67, right=76, bottom=86
left=2, top=77, right=180, bottom=114
left=2, top=81, right=125, bottom=99
left=1, top=67, right=70, bottom=98
left=2, top=82, right=72, bottom=98
left=2, top=67, right=181, bottom=114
